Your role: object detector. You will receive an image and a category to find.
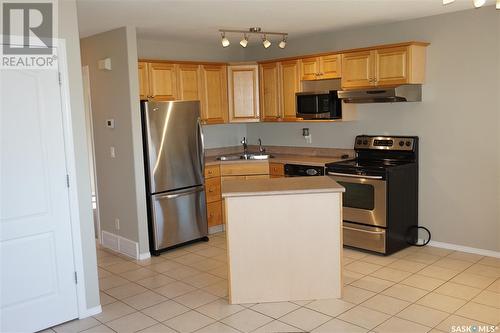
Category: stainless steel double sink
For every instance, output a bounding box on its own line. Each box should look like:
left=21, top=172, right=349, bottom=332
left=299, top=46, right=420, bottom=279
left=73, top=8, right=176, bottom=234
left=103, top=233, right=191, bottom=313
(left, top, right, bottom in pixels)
left=216, top=153, right=274, bottom=161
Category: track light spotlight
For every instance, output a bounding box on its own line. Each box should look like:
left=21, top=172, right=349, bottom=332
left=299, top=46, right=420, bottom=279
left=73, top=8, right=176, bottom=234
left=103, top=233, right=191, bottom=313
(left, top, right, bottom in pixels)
left=473, top=0, right=486, bottom=7
left=278, top=36, right=287, bottom=49
left=221, top=33, right=230, bottom=47
left=262, top=35, right=271, bottom=49
left=442, top=0, right=455, bottom=4
left=240, top=34, right=248, bottom=48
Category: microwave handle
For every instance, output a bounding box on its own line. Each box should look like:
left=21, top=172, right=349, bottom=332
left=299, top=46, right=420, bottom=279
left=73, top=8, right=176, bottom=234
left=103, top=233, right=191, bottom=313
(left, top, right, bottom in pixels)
left=328, top=172, right=383, bottom=180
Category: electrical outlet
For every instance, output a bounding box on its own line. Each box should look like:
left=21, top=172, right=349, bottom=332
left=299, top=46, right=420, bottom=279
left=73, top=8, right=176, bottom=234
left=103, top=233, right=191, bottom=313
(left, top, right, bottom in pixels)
left=114, top=218, right=120, bottom=230
left=110, top=146, right=116, bottom=158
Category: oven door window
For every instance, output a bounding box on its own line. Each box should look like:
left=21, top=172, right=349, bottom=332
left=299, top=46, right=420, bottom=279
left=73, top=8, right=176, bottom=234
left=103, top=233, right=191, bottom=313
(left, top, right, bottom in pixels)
left=297, top=95, right=318, bottom=114
left=337, top=181, right=375, bottom=210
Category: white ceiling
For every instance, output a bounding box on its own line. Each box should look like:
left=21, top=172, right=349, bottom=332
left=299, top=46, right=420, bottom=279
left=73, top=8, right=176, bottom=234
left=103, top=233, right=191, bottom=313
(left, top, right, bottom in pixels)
left=76, top=0, right=495, bottom=41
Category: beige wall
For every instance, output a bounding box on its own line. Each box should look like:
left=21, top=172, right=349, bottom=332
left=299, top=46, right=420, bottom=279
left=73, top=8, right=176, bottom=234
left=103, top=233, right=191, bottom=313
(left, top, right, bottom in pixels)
left=244, top=8, right=500, bottom=251
left=80, top=27, right=148, bottom=255
left=59, top=0, right=100, bottom=311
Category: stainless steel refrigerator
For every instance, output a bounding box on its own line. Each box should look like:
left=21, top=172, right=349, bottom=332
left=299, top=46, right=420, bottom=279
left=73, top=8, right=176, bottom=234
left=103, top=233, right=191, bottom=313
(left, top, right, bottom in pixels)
left=141, top=100, right=207, bottom=255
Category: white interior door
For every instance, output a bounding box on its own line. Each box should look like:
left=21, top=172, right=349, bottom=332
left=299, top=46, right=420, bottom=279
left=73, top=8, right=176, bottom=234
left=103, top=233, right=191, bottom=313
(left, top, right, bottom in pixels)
left=1, top=68, right=79, bottom=332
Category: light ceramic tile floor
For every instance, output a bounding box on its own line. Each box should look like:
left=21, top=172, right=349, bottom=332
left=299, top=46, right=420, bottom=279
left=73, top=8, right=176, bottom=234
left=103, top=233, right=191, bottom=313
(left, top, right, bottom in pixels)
left=46, top=232, right=500, bottom=333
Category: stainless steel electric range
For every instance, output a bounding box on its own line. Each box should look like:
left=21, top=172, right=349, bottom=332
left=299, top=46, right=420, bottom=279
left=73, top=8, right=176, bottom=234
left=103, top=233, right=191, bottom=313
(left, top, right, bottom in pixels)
left=326, top=135, right=418, bottom=255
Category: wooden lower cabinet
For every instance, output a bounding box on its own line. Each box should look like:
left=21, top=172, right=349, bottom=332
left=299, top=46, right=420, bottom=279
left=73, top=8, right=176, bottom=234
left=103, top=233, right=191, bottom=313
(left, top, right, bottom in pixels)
left=204, top=165, right=223, bottom=228
left=205, top=177, right=221, bottom=203
left=220, top=162, right=269, bottom=177
left=269, top=163, right=285, bottom=178
left=221, top=175, right=269, bottom=182
left=207, top=201, right=222, bottom=227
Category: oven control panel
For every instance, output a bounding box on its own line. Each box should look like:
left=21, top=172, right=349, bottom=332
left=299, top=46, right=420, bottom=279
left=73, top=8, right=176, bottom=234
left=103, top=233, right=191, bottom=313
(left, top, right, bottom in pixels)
left=355, top=136, right=416, bottom=151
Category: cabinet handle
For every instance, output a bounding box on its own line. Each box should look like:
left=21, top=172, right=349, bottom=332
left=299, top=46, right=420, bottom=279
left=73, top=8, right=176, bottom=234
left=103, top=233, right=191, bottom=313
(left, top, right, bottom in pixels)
left=208, top=188, right=214, bottom=193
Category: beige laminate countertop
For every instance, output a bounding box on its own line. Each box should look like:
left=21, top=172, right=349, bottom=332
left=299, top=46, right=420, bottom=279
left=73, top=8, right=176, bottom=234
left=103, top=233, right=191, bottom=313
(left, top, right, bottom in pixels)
left=205, top=153, right=347, bottom=167
left=221, top=176, right=345, bottom=198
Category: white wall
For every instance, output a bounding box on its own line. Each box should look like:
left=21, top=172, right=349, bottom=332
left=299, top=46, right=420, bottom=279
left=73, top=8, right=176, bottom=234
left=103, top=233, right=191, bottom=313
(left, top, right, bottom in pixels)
left=80, top=27, right=149, bottom=256
left=244, top=8, right=500, bottom=251
left=59, top=0, right=100, bottom=311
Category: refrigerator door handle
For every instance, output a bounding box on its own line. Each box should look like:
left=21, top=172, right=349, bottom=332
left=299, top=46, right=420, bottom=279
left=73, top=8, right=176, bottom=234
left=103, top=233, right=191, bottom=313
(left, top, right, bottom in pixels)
left=155, top=186, right=204, bottom=200
left=197, top=117, right=205, bottom=174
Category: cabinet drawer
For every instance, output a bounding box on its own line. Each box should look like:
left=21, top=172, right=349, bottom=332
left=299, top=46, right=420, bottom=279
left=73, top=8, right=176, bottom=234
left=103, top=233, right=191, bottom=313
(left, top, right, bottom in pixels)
left=220, top=162, right=269, bottom=176
left=205, top=177, right=221, bottom=203
left=207, top=200, right=222, bottom=227
left=269, top=163, right=285, bottom=177
left=205, top=165, right=220, bottom=179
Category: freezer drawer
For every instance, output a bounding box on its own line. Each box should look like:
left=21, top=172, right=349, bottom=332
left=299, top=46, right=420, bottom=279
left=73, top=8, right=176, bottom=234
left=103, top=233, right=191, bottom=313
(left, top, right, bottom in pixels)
left=343, top=222, right=386, bottom=254
left=151, top=186, right=207, bottom=250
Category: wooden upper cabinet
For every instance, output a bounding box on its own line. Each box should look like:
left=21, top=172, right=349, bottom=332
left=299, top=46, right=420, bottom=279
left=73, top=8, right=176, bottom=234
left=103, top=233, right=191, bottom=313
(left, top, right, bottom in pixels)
left=177, top=64, right=201, bottom=101
left=280, top=60, right=301, bottom=121
left=341, top=44, right=427, bottom=89
left=138, top=62, right=150, bottom=100
left=320, top=54, right=342, bottom=79
left=375, top=46, right=411, bottom=86
left=341, top=51, right=373, bottom=89
left=301, top=57, right=320, bottom=80
left=148, top=62, right=178, bottom=100
left=300, top=54, right=341, bottom=81
left=200, top=64, right=228, bottom=124
left=227, top=65, right=260, bottom=123
left=259, top=62, right=280, bottom=121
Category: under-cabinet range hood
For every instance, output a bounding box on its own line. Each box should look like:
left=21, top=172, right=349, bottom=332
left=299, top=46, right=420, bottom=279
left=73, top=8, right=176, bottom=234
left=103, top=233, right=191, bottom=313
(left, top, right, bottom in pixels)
left=338, top=84, right=422, bottom=103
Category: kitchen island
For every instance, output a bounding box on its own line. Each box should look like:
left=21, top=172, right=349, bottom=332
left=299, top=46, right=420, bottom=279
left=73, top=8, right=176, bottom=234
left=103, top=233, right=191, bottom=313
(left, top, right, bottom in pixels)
left=221, top=176, right=345, bottom=304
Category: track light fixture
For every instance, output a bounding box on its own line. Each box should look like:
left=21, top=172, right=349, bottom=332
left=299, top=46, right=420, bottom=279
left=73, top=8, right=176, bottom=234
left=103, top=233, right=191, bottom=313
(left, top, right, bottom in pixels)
left=221, top=32, right=230, bottom=47
left=240, top=34, right=248, bottom=48
left=218, top=27, right=288, bottom=49
left=262, top=35, right=271, bottom=49
left=278, top=35, right=287, bottom=49
left=442, top=0, right=498, bottom=9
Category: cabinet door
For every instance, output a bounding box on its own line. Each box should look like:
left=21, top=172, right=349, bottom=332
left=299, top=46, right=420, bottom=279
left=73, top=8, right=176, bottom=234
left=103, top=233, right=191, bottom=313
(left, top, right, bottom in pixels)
left=259, top=62, right=281, bottom=121
left=200, top=65, right=228, bottom=124
left=341, top=51, right=373, bottom=89
left=280, top=60, right=300, bottom=121
left=149, top=62, right=178, bottom=100
left=177, top=64, right=202, bottom=101
left=269, top=163, right=285, bottom=178
left=138, top=62, right=150, bottom=99
left=228, top=65, right=259, bottom=122
left=207, top=200, right=222, bottom=227
left=374, top=46, right=409, bottom=86
left=301, top=57, right=320, bottom=81
left=320, top=54, right=341, bottom=79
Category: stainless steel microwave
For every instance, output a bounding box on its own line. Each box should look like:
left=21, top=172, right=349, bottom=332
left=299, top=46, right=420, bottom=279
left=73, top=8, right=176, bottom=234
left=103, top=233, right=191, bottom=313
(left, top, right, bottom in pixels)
left=296, top=91, right=342, bottom=120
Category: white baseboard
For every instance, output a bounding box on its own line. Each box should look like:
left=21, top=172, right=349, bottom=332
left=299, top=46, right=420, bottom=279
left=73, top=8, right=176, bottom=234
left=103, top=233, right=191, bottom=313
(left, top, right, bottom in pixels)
left=428, top=240, right=500, bottom=258
left=101, top=231, right=143, bottom=259
left=79, top=305, right=102, bottom=318
left=138, top=252, right=151, bottom=260
left=209, top=224, right=225, bottom=234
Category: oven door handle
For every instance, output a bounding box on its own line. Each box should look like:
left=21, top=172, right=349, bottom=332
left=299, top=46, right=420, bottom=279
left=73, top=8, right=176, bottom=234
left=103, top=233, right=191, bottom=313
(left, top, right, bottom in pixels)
left=343, top=226, right=385, bottom=235
left=328, top=172, right=383, bottom=180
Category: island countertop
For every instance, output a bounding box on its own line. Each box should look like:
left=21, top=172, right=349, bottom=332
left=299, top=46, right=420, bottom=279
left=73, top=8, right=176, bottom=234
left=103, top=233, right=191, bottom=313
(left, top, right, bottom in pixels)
left=221, top=175, right=345, bottom=198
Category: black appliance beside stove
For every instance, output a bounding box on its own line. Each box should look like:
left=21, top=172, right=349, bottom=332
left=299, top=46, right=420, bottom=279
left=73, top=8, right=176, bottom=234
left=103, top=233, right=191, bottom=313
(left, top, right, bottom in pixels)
left=284, top=164, right=325, bottom=177
left=326, top=135, right=418, bottom=255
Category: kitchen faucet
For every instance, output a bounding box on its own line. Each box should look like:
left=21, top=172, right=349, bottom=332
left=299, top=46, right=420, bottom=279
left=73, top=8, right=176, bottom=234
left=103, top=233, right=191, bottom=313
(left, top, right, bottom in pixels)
left=241, top=137, right=248, bottom=155
left=258, top=138, right=266, bottom=154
